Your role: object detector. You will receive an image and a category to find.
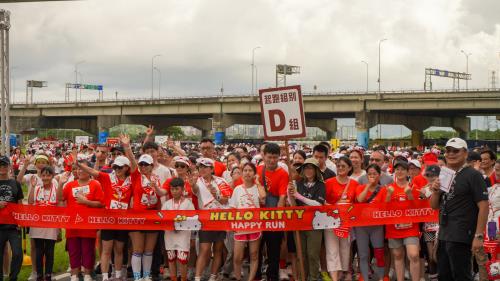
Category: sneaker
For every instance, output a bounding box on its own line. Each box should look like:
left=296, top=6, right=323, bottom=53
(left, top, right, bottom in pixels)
left=279, top=269, right=289, bottom=281
left=143, top=277, right=153, bottom=281
left=208, top=274, right=218, bottom=281
left=28, top=272, right=38, bottom=280
left=404, top=269, right=410, bottom=280
left=84, top=275, right=94, bottom=281
left=321, top=272, right=332, bottom=281
left=70, top=275, right=79, bottom=281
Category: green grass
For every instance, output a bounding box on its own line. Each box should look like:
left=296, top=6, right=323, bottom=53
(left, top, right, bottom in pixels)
left=16, top=231, right=70, bottom=280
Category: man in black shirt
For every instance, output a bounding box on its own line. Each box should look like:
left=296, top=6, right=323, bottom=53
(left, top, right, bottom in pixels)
left=430, top=138, right=489, bottom=281
left=0, top=156, right=24, bottom=281
left=313, top=144, right=336, bottom=180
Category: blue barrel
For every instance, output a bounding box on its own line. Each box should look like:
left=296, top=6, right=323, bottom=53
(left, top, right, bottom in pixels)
left=214, top=131, right=225, bottom=145
left=9, top=134, right=17, bottom=147
left=357, top=131, right=369, bottom=149
left=98, top=131, right=109, bottom=144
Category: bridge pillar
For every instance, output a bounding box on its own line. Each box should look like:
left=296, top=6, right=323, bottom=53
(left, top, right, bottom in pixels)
left=308, top=119, right=337, bottom=140
left=96, top=116, right=122, bottom=143
left=355, top=111, right=370, bottom=148
left=201, top=129, right=211, bottom=139
left=411, top=130, right=424, bottom=147
left=211, top=114, right=226, bottom=144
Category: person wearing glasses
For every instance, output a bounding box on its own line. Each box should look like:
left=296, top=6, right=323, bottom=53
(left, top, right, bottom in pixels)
left=74, top=136, right=133, bottom=281
left=357, top=150, right=393, bottom=186
left=429, top=138, right=489, bottom=281
left=199, top=139, right=226, bottom=177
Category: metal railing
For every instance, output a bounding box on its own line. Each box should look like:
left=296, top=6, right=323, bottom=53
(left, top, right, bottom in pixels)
left=10, top=87, right=500, bottom=105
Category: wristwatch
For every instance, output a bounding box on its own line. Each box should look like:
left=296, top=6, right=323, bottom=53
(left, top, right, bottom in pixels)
left=474, top=233, right=484, bottom=240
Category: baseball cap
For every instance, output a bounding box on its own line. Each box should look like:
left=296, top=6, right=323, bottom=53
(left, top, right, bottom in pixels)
left=393, top=161, right=409, bottom=170
left=173, top=156, right=190, bottom=166
left=424, top=165, right=441, bottom=177
left=196, top=157, right=214, bottom=167
left=113, top=156, right=131, bottom=167
left=34, top=155, right=49, bottom=163
left=0, top=156, right=10, bottom=165
left=445, top=137, right=468, bottom=150
left=422, top=152, right=438, bottom=165
left=408, top=159, right=421, bottom=169
left=138, top=154, right=154, bottom=165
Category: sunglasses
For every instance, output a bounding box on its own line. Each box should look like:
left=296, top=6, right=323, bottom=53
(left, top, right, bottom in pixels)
left=112, top=165, right=125, bottom=170
left=424, top=173, right=437, bottom=178
left=175, top=164, right=187, bottom=169
left=138, top=162, right=151, bottom=167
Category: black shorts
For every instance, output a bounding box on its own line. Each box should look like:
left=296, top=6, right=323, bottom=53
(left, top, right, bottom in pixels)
left=129, top=230, right=159, bottom=234
left=101, top=229, right=129, bottom=243
left=199, top=230, right=226, bottom=243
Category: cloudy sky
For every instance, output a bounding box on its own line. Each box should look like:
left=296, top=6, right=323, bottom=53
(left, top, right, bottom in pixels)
left=3, top=0, right=500, bottom=133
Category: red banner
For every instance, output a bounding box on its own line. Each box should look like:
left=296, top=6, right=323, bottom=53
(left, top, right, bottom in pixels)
left=0, top=200, right=438, bottom=231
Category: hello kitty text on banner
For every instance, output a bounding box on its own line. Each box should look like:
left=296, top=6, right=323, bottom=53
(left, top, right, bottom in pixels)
left=0, top=200, right=438, bottom=231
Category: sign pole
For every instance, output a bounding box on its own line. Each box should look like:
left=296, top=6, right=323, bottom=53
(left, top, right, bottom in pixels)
left=284, top=140, right=306, bottom=281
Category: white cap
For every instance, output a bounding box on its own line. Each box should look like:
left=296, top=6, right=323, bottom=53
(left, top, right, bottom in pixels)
left=196, top=157, right=214, bottom=167
left=445, top=137, right=468, bottom=150
left=408, top=159, right=421, bottom=169
left=333, top=153, right=344, bottom=159
left=138, top=154, right=154, bottom=165
left=173, top=156, right=190, bottom=166
left=113, top=156, right=131, bottom=167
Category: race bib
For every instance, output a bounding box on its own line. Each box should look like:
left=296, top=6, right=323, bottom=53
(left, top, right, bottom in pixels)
left=140, top=193, right=158, bottom=206
left=109, top=200, right=128, bottom=210
left=424, top=222, right=439, bottom=232
left=72, top=185, right=90, bottom=198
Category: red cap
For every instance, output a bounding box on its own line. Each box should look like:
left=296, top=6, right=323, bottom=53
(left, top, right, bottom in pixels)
left=422, top=152, right=438, bottom=166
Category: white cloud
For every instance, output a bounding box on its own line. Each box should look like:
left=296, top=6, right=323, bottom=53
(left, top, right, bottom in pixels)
left=3, top=0, right=500, bottom=103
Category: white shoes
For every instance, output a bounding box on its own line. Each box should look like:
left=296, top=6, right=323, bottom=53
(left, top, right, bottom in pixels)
left=83, top=274, right=94, bottom=281
left=279, top=268, right=290, bottom=281
left=143, top=277, right=153, bottom=281
left=28, top=271, right=37, bottom=280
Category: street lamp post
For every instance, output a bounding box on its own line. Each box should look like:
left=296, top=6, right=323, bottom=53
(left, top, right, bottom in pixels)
left=361, top=60, right=368, bottom=92
left=460, top=50, right=472, bottom=90
left=251, top=46, right=261, bottom=95
left=78, top=72, right=83, bottom=101
left=151, top=54, right=161, bottom=100
left=74, top=60, right=85, bottom=102
left=378, top=39, right=387, bottom=93
left=154, top=67, right=161, bottom=99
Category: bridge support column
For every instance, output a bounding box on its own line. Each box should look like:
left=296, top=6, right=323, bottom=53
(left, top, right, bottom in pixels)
left=451, top=116, right=470, bottom=140
left=201, top=129, right=211, bottom=139
left=411, top=130, right=424, bottom=147
left=355, top=111, right=370, bottom=148
left=308, top=118, right=337, bottom=141
left=211, top=114, right=226, bottom=144
left=96, top=116, right=122, bottom=143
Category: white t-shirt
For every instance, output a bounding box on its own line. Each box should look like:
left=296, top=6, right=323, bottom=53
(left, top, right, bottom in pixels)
left=162, top=198, right=195, bottom=251
left=195, top=176, right=231, bottom=210
left=229, top=184, right=261, bottom=235
left=153, top=163, right=172, bottom=186
left=229, top=184, right=261, bottom=209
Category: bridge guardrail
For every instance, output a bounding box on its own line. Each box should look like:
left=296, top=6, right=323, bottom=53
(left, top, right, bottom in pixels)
left=10, top=88, right=500, bottom=105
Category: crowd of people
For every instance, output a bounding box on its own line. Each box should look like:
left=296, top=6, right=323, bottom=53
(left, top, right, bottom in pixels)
left=0, top=128, right=499, bottom=281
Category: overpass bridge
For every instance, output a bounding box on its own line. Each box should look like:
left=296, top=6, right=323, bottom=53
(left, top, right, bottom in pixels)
left=9, top=88, right=500, bottom=146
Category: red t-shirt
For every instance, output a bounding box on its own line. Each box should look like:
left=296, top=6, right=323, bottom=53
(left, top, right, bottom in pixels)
left=354, top=184, right=385, bottom=204
left=382, top=182, right=421, bottom=239
left=63, top=179, right=104, bottom=238
left=96, top=172, right=133, bottom=210
left=257, top=165, right=288, bottom=197
left=214, top=161, right=226, bottom=177
left=490, top=173, right=499, bottom=186
left=131, top=170, right=161, bottom=210
left=162, top=177, right=199, bottom=210
left=324, top=177, right=358, bottom=204
left=411, top=174, right=428, bottom=193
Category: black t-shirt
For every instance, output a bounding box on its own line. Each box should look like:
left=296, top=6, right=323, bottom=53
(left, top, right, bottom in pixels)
left=0, top=179, right=23, bottom=229
left=321, top=168, right=336, bottom=181
left=438, top=166, right=488, bottom=244
left=296, top=181, right=325, bottom=206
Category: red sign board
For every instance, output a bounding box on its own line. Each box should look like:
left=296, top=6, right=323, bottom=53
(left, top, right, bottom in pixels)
left=106, top=137, right=120, bottom=145
left=259, top=85, right=306, bottom=140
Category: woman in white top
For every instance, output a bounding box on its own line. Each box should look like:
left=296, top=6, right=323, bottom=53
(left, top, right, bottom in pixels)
left=349, top=149, right=366, bottom=181
left=229, top=163, right=266, bottom=281
left=28, top=166, right=60, bottom=281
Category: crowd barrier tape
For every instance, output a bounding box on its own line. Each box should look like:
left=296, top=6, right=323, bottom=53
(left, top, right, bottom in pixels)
left=0, top=200, right=438, bottom=231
